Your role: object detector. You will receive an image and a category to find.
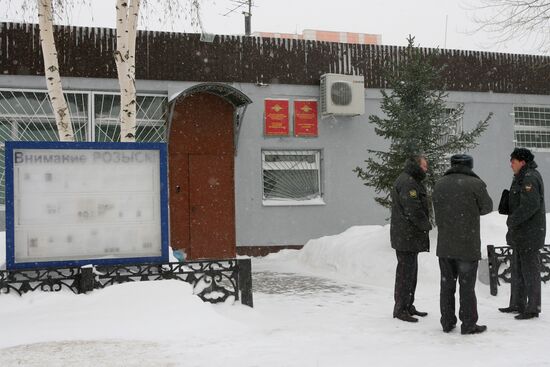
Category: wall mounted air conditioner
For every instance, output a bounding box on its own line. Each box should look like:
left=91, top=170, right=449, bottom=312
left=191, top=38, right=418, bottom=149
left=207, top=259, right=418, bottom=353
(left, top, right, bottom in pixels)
left=320, top=74, right=365, bottom=116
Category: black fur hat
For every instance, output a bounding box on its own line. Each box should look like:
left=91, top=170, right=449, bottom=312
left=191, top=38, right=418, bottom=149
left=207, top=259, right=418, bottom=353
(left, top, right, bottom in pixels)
left=450, top=154, right=473, bottom=169
left=510, top=148, right=534, bottom=163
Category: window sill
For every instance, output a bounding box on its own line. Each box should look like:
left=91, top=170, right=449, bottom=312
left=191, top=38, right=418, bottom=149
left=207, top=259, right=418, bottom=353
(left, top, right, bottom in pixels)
left=262, top=198, right=326, bottom=207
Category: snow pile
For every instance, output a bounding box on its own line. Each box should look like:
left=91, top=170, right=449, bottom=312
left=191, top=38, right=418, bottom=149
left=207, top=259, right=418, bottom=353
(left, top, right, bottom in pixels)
left=296, top=224, right=427, bottom=287
left=0, top=280, right=247, bottom=349
left=263, top=211, right=550, bottom=288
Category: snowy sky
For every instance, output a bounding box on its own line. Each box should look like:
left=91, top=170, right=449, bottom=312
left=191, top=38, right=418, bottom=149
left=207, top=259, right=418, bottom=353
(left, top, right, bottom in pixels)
left=0, top=0, right=547, bottom=55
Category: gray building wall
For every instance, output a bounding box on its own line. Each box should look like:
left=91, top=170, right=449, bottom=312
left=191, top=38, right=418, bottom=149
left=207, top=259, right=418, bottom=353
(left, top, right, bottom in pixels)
left=234, top=85, right=550, bottom=247
left=1, top=75, right=549, bottom=247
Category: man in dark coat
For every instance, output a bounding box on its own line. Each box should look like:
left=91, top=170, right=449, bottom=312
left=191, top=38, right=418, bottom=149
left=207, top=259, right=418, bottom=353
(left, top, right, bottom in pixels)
left=432, top=154, right=493, bottom=334
left=498, top=148, right=545, bottom=320
left=391, top=155, right=431, bottom=323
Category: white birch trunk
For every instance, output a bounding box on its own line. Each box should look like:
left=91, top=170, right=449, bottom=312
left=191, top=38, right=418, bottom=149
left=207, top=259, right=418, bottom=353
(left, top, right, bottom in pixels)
left=37, top=0, right=75, bottom=142
left=115, top=0, right=140, bottom=142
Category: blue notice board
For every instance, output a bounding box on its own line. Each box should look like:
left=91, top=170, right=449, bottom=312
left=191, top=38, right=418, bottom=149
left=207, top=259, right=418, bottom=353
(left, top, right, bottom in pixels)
left=5, top=141, right=169, bottom=270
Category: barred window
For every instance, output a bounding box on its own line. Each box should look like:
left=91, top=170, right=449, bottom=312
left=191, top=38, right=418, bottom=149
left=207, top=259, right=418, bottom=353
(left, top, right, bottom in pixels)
left=0, top=90, right=89, bottom=143
left=438, top=108, right=463, bottom=146
left=262, top=150, right=323, bottom=204
left=94, top=93, right=167, bottom=143
left=437, top=107, right=463, bottom=172
left=514, top=106, right=550, bottom=150
left=0, top=89, right=168, bottom=205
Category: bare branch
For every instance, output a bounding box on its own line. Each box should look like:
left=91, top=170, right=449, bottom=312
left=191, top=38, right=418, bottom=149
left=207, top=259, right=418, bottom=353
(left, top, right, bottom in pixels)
left=465, top=0, right=550, bottom=52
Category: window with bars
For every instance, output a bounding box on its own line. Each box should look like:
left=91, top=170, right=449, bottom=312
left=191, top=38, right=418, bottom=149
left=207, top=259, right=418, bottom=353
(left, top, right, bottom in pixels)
left=94, top=93, right=167, bottom=142
left=438, top=107, right=463, bottom=146
left=513, top=106, right=550, bottom=150
left=437, top=107, right=463, bottom=172
left=0, top=90, right=168, bottom=205
left=262, top=150, right=323, bottom=204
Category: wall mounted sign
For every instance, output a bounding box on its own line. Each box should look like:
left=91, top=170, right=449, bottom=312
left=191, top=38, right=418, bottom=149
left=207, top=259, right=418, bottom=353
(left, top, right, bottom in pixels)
left=4, top=141, right=169, bottom=270
left=264, top=99, right=289, bottom=136
left=294, top=100, right=318, bottom=137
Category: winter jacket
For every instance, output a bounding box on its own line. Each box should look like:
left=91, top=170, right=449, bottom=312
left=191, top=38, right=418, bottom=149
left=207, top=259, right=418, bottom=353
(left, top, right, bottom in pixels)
left=390, top=160, right=431, bottom=253
left=504, top=161, right=546, bottom=252
left=432, top=165, right=493, bottom=261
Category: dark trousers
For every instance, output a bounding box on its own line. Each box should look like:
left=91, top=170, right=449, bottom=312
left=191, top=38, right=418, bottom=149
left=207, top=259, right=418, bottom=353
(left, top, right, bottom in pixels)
left=393, top=250, right=418, bottom=317
left=508, top=249, right=541, bottom=314
left=439, top=258, right=479, bottom=331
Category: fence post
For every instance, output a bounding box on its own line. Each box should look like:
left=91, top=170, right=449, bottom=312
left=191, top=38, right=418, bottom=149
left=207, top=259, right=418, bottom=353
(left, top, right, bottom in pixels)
left=487, top=245, right=498, bottom=296
left=77, top=266, right=95, bottom=294
left=237, top=258, right=253, bottom=307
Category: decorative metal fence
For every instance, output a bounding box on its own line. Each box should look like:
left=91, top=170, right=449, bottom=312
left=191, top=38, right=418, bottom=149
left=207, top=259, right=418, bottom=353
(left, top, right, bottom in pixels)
left=486, top=245, right=550, bottom=296
left=0, top=258, right=253, bottom=307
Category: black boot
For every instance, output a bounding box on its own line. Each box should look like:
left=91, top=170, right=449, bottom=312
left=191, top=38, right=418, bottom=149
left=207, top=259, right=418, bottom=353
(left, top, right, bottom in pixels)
left=442, top=324, right=456, bottom=333
left=498, top=306, right=520, bottom=313
left=409, top=305, right=428, bottom=317
left=461, top=324, right=487, bottom=335
left=394, top=311, right=418, bottom=323
left=515, top=312, right=539, bottom=320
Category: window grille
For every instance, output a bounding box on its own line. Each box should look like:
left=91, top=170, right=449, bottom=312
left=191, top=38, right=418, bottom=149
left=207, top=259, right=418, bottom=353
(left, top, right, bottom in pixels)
left=0, top=90, right=168, bottom=205
left=262, top=150, right=322, bottom=202
left=0, top=90, right=89, bottom=207
left=437, top=107, right=463, bottom=172
left=438, top=108, right=463, bottom=146
left=0, top=90, right=89, bottom=143
left=513, top=106, right=550, bottom=150
left=94, top=94, right=167, bottom=143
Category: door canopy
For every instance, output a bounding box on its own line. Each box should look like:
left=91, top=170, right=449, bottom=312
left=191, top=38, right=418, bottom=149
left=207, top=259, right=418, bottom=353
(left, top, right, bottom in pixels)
left=168, top=83, right=252, bottom=154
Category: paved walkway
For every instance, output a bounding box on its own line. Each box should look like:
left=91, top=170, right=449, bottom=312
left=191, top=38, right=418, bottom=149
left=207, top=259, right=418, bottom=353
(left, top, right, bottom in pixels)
left=253, top=270, right=363, bottom=297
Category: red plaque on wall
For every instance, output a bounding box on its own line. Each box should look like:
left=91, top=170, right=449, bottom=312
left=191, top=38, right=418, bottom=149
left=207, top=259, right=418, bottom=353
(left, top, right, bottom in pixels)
left=264, top=99, right=289, bottom=136
left=294, top=100, right=318, bottom=137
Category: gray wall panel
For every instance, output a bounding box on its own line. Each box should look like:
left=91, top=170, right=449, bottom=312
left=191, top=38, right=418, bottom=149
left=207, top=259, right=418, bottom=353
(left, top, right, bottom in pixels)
left=2, top=76, right=549, bottom=247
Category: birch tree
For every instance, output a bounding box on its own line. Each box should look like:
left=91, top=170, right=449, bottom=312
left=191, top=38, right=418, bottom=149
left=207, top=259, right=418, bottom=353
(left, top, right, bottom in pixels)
left=468, top=0, right=550, bottom=51
left=115, top=0, right=140, bottom=142
left=18, top=0, right=204, bottom=142
left=115, top=0, right=203, bottom=142
left=37, top=0, right=75, bottom=141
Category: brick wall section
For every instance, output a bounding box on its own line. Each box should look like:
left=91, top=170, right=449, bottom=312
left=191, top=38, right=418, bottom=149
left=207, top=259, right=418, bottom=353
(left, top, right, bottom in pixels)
left=2, top=22, right=550, bottom=95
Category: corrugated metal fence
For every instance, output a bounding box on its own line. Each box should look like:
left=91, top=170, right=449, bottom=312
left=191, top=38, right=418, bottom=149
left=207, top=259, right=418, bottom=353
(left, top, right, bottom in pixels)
left=1, top=22, right=550, bottom=95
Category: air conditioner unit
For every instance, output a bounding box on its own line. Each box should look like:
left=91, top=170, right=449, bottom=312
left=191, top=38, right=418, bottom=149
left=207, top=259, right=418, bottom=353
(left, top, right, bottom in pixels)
left=320, top=74, right=365, bottom=116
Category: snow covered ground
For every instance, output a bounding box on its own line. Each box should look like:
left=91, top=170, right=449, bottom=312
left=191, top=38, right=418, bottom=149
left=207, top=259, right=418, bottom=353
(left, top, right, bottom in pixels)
left=1, top=211, right=550, bottom=366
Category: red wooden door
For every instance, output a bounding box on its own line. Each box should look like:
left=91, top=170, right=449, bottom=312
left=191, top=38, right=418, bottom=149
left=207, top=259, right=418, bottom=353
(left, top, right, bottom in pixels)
left=169, top=92, right=236, bottom=259
left=189, top=155, right=235, bottom=259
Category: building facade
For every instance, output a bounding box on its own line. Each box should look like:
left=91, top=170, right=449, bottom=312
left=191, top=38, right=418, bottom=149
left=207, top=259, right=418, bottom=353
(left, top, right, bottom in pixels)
left=1, top=23, right=550, bottom=253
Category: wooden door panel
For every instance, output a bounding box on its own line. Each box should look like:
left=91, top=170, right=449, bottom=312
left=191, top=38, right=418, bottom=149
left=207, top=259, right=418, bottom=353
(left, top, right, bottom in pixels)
left=189, top=154, right=235, bottom=259
left=168, top=92, right=236, bottom=260
left=168, top=155, right=190, bottom=251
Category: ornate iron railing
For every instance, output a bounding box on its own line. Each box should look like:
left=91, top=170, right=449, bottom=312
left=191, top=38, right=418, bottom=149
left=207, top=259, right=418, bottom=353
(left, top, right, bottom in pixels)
left=487, top=245, right=550, bottom=296
left=0, top=259, right=253, bottom=307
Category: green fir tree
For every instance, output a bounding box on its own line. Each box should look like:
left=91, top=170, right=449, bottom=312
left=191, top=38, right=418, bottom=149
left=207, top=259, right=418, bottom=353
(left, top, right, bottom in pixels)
left=354, top=35, right=492, bottom=209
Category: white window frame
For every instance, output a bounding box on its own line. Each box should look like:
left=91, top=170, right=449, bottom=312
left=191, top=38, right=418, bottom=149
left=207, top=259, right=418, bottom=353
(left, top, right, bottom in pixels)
left=513, top=105, right=550, bottom=152
left=0, top=89, right=168, bottom=206
left=437, top=106, right=464, bottom=172
left=261, top=149, right=325, bottom=206
left=0, top=89, right=92, bottom=146
left=92, top=91, right=167, bottom=143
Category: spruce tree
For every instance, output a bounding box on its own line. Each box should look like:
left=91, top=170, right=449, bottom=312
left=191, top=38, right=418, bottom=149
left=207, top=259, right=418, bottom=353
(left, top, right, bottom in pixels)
left=354, top=36, right=492, bottom=209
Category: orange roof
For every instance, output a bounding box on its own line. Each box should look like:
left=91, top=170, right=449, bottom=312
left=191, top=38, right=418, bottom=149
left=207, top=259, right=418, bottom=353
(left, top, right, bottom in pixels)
left=252, top=29, right=381, bottom=45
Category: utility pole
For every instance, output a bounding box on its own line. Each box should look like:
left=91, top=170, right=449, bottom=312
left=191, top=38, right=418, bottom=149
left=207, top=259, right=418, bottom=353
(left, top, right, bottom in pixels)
left=244, top=0, right=252, bottom=36
left=223, top=0, right=254, bottom=36
left=444, top=14, right=448, bottom=48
